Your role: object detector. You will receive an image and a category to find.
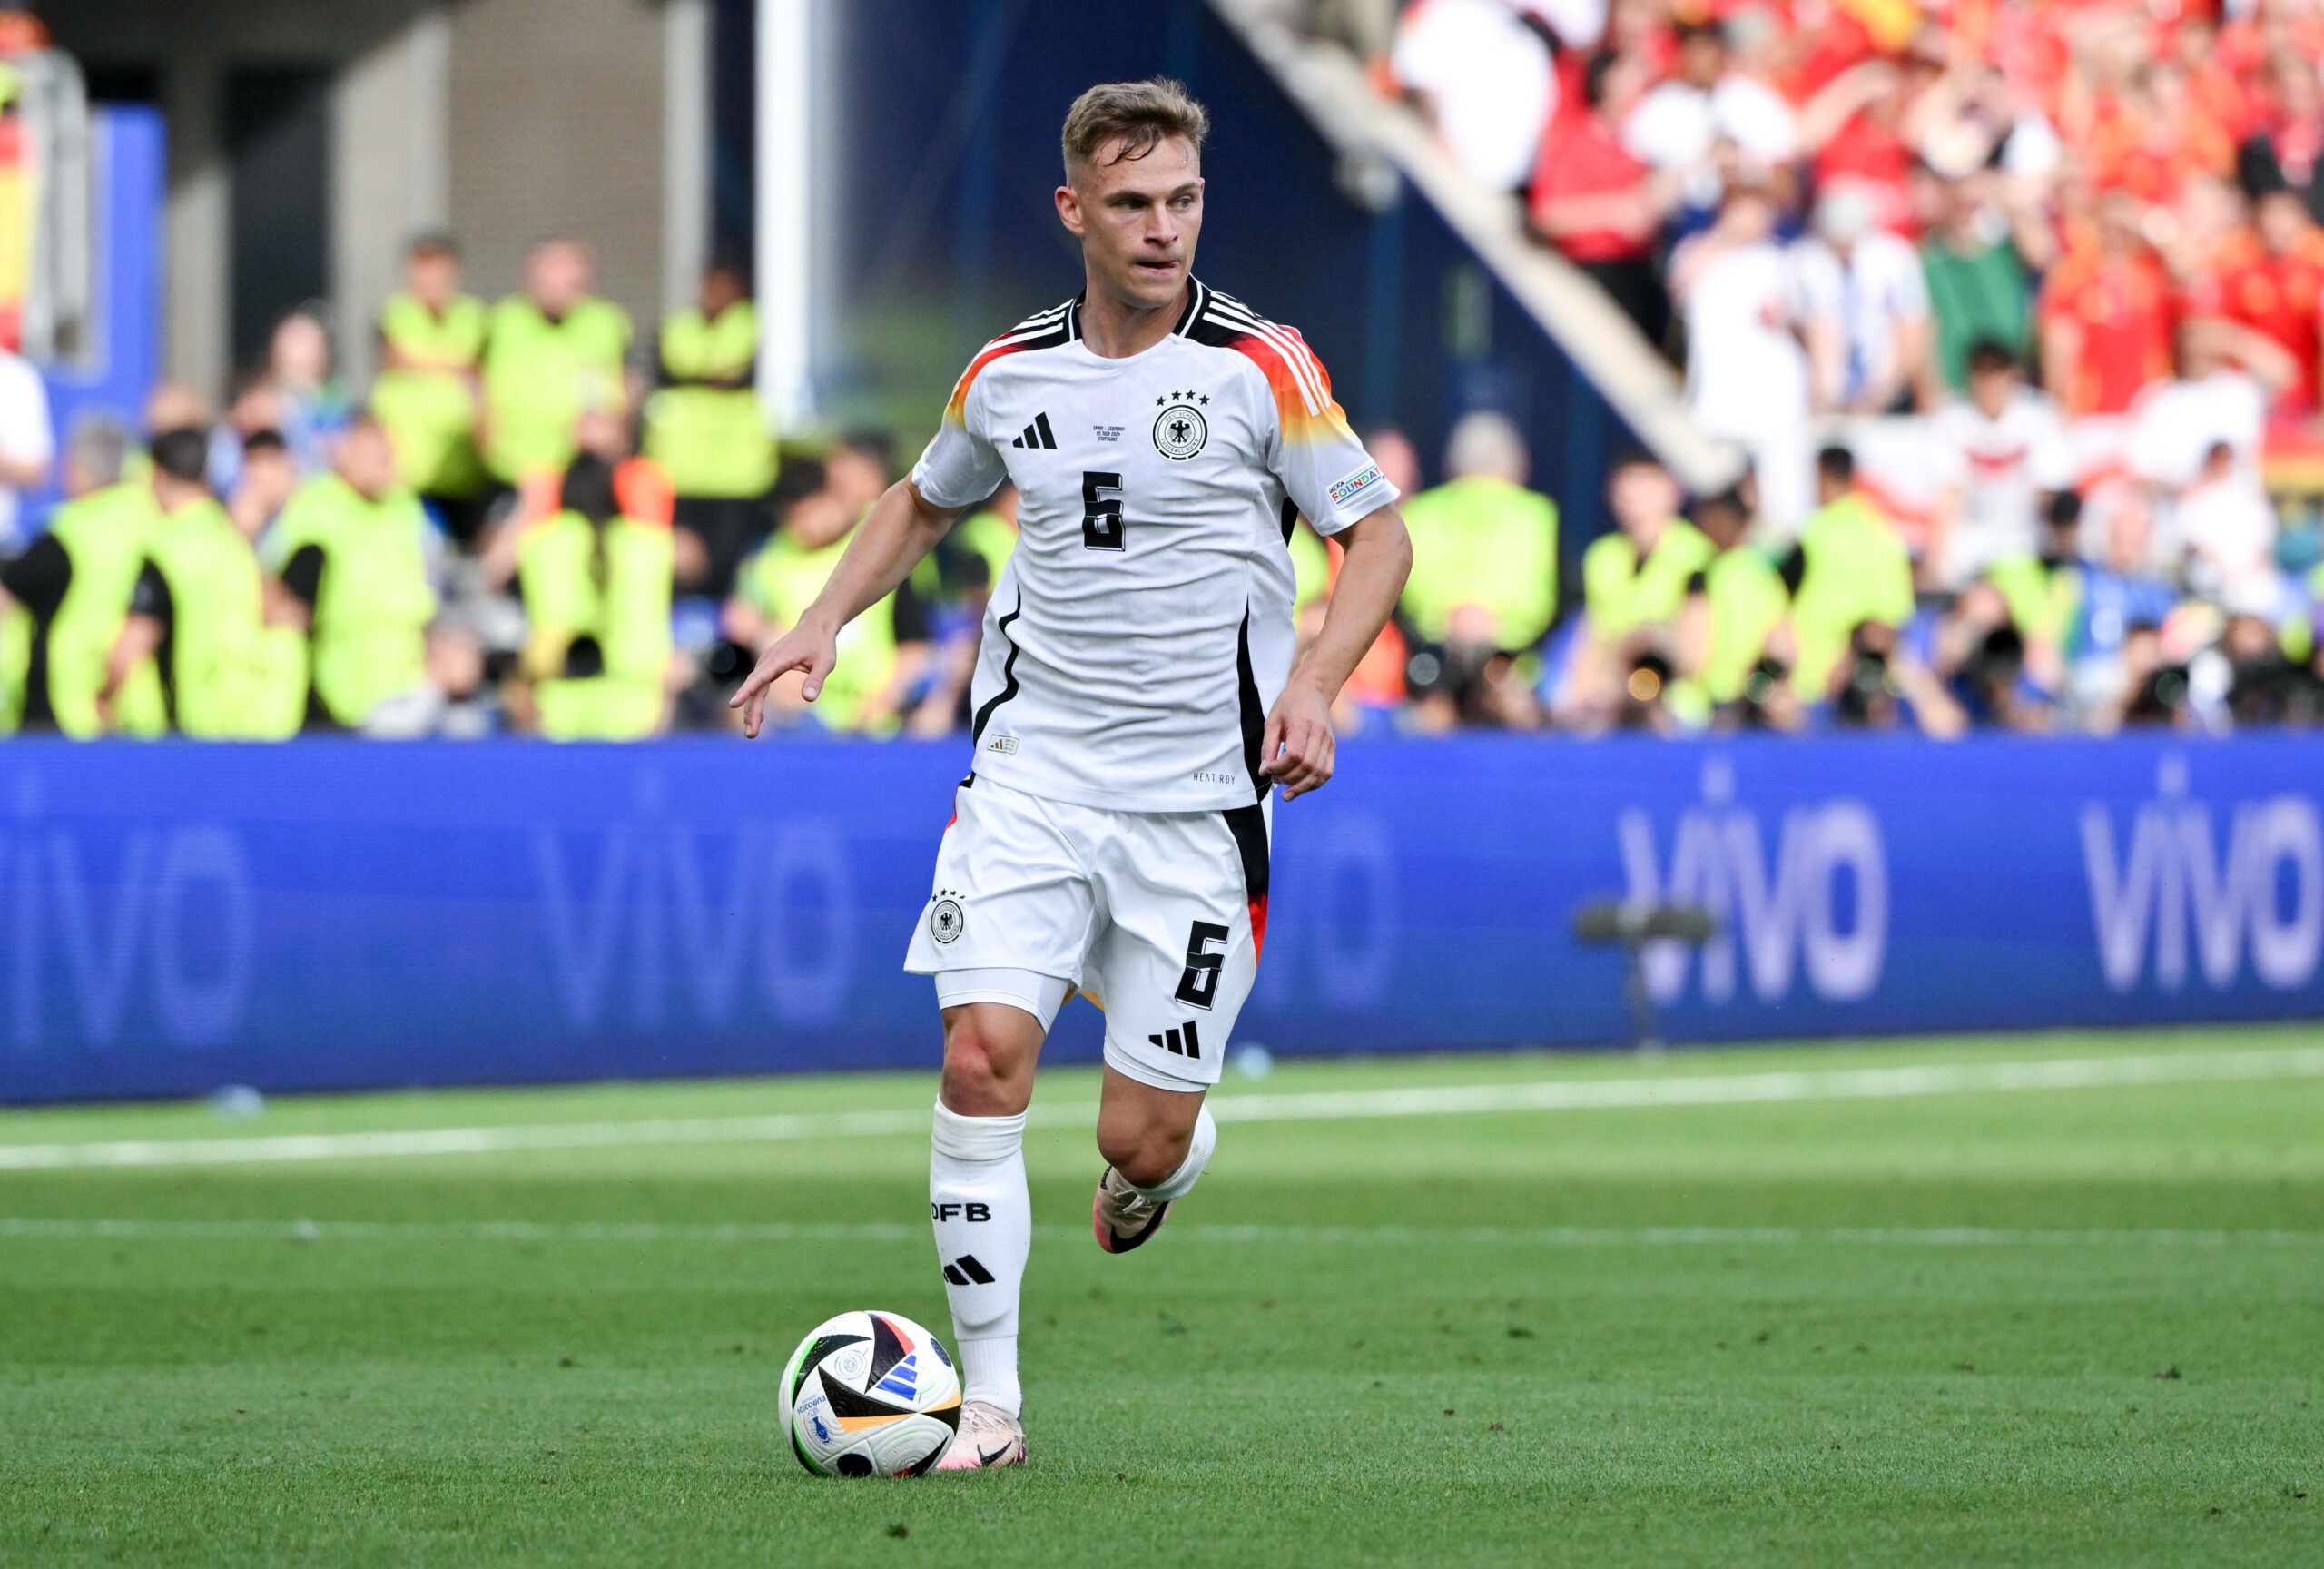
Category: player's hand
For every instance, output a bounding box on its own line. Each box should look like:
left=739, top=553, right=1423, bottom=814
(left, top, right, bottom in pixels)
left=729, top=620, right=840, bottom=739
left=1259, top=682, right=1336, bottom=800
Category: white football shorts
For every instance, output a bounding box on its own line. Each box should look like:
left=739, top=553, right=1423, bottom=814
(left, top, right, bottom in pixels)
left=903, top=775, right=1272, bottom=1090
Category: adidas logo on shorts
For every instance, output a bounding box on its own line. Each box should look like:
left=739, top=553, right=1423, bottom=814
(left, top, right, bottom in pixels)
left=1147, top=1021, right=1201, bottom=1060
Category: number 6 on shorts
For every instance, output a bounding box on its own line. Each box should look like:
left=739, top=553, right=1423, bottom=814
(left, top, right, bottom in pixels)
left=1172, top=920, right=1230, bottom=1009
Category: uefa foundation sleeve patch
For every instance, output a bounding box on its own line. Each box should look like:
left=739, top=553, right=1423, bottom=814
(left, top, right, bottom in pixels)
left=1329, top=459, right=1387, bottom=511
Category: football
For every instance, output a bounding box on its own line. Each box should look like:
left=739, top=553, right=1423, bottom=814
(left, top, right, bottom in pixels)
left=779, top=1310, right=963, bottom=1477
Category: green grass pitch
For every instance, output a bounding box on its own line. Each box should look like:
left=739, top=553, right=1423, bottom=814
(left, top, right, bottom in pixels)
left=1, top=1025, right=2319, bottom=1566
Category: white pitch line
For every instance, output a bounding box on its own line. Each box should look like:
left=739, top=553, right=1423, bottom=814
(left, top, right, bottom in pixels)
left=1, top=1045, right=2320, bottom=1171
left=0, top=1218, right=2315, bottom=1248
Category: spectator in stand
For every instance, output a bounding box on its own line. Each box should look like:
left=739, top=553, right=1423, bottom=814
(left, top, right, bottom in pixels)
left=267, top=413, right=441, bottom=731
left=2128, top=330, right=2272, bottom=507
left=1622, top=17, right=1801, bottom=220
left=2185, top=188, right=2324, bottom=419
left=2039, top=190, right=2180, bottom=418
left=1393, top=0, right=1558, bottom=193
left=2178, top=439, right=2287, bottom=616
left=480, top=240, right=633, bottom=498
left=1670, top=179, right=1816, bottom=529
left=1923, top=170, right=2054, bottom=395
left=1784, top=445, right=1915, bottom=698
left=210, top=370, right=282, bottom=498
left=1795, top=183, right=1935, bottom=414
left=226, top=429, right=296, bottom=545
left=363, top=621, right=500, bottom=739
left=371, top=234, right=491, bottom=547
left=2069, top=487, right=2181, bottom=721
left=264, top=310, right=351, bottom=480
left=2238, top=46, right=2324, bottom=227
left=1399, top=410, right=1560, bottom=656
left=1925, top=339, right=2074, bottom=591
left=646, top=258, right=777, bottom=602
left=1795, top=54, right=1922, bottom=241
left=1530, top=47, right=1677, bottom=345
left=0, top=330, right=51, bottom=548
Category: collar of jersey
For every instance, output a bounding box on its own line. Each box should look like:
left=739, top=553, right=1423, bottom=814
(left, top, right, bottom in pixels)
left=1063, top=277, right=1207, bottom=366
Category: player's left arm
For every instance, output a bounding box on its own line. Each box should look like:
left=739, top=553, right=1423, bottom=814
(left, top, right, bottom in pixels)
left=1261, top=503, right=1412, bottom=800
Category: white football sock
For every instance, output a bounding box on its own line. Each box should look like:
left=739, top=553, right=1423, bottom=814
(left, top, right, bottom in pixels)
left=1127, top=1104, right=1216, bottom=1204
left=930, top=1102, right=1029, bottom=1420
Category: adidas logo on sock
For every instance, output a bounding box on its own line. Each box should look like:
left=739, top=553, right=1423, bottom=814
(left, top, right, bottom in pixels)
left=941, top=1254, right=997, bottom=1287
left=1009, top=412, right=1059, bottom=449
left=1147, top=1021, right=1201, bottom=1059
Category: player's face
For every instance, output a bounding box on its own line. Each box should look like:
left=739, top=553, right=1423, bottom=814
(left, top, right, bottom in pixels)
left=1057, top=135, right=1204, bottom=312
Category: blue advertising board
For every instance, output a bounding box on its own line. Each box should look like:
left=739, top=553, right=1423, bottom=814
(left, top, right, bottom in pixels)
left=1, top=735, right=2319, bottom=1103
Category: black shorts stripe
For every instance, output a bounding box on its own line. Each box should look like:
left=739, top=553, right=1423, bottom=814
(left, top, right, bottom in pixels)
left=971, top=595, right=1027, bottom=753
left=1223, top=803, right=1270, bottom=909
left=1235, top=609, right=1266, bottom=804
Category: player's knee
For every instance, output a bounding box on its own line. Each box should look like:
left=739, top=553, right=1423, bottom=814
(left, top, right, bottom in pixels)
left=1097, top=1118, right=1191, bottom=1189
left=940, top=1010, right=1034, bottom=1116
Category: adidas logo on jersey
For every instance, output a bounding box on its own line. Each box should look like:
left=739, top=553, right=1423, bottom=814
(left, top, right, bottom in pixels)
left=1009, top=412, right=1059, bottom=449
left=1147, top=1021, right=1202, bottom=1060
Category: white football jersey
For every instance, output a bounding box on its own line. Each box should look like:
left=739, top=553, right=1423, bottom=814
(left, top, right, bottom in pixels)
left=909, top=280, right=1398, bottom=813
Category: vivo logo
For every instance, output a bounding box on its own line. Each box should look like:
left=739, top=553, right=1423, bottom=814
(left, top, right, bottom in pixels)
left=1617, top=760, right=1887, bottom=1006
left=533, top=818, right=856, bottom=1032
left=2080, top=757, right=2322, bottom=993
left=1, top=823, right=253, bottom=1050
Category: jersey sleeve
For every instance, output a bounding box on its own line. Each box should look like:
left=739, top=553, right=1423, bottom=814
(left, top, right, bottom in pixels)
left=909, top=353, right=1009, bottom=510
left=1246, top=330, right=1400, bottom=537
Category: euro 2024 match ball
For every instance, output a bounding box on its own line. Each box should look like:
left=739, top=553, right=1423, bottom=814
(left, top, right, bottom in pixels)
left=781, top=1309, right=963, bottom=1477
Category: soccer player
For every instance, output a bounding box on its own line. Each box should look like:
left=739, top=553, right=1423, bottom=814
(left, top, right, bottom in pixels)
left=731, top=78, right=1413, bottom=1470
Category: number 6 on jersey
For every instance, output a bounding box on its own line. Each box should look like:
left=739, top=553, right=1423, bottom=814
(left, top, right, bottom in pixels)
left=1081, top=471, right=1125, bottom=550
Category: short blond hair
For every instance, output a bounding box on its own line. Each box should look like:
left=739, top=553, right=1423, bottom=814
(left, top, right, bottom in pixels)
left=1061, top=78, right=1210, bottom=177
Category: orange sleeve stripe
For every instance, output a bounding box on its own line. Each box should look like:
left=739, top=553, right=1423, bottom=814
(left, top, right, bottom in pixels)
left=944, top=339, right=1030, bottom=423
left=1220, top=329, right=1344, bottom=443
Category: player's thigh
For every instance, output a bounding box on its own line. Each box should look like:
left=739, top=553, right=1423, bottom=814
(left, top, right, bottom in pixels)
left=904, top=780, right=1098, bottom=984
left=1084, top=805, right=1267, bottom=1091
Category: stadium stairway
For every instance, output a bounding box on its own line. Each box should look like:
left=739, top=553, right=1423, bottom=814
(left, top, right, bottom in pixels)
left=1205, top=0, right=1744, bottom=497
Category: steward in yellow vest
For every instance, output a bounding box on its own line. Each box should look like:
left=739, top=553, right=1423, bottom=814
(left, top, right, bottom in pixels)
left=646, top=262, right=776, bottom=600
left=480, top=240, right=632, bottom=488
left=1782, top=448, right=1917, bottom=698
left=370, top=234, right=490, bottom=541
left=517, top=451, right=674, bottom=739
left=1675, top=486, right=1791, bottom=723
left=105, top=429, right=306, bottom=738
left=268, top=414, right=440, bottom=729
left=1583, top=464, right=1716, bottom=642
left=0, top=478, right=158, bottom=735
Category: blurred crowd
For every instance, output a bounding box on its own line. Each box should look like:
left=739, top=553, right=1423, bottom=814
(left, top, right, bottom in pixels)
left=1384, top=0, right=2324, bottom=731
left=19, top=0, right=2324, bottom=741
left=0, top=237, right=1029, bottom=740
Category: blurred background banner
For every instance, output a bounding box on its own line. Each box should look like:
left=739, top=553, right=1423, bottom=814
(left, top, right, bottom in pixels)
left=2, top=734, right=2319, bottom=1104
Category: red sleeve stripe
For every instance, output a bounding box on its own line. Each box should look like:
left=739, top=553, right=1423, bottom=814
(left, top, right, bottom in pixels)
left=1202, top=299, right=1331, bottom=416
left=945, top=304, right=1075, bottom=418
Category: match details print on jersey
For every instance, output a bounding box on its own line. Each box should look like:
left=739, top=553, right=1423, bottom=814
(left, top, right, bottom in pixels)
left=909, top=279, right=1399, bottom=814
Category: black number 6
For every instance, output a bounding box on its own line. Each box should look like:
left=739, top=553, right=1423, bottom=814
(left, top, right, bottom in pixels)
left=1173, top=920, right=1230, bottom=1009
left=1082, top=471, right=1125, bottom=551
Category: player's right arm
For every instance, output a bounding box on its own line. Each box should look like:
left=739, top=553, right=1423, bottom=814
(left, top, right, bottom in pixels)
left=728, top=476, right=961, bottom=738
